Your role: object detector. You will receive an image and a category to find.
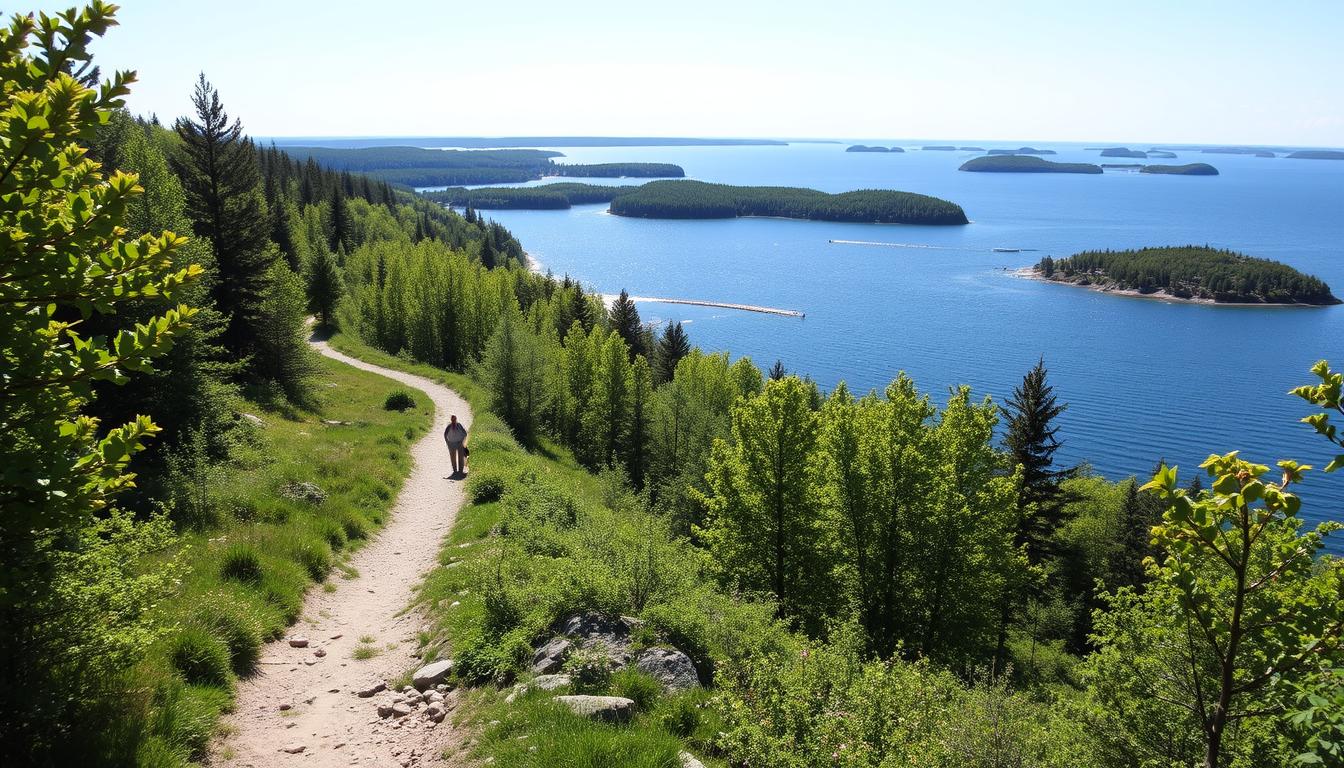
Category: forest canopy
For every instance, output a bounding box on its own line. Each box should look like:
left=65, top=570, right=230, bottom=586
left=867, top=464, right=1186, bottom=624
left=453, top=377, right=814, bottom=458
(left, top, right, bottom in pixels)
left=607, top=180, right=969, bottom=224
left=1034, top=246, right=1340, bottom=304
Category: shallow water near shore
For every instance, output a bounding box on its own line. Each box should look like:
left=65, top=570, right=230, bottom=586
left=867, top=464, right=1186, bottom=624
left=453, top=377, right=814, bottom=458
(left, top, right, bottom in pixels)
left=458, top=141, right=1344, bottom=546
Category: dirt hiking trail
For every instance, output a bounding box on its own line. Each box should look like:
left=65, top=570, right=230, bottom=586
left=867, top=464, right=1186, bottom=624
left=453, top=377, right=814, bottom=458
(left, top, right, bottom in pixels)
left=213, top=339, right=471, bottom=767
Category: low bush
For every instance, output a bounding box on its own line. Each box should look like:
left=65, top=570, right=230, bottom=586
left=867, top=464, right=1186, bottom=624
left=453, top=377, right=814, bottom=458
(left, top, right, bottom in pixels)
left=466, top=467, right=511, bottom=504
left=610, top=669, right=661, bottom=712
left=193, top=597, right=264, bottom=676
left=383, top=389, right=417, bottom=411
left=168, top=627, right=233, bottom=689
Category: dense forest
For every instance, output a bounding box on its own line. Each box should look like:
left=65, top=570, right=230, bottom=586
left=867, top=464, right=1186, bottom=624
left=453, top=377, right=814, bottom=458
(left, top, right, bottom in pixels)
left=284, top=146, right=686, bottom=187
left=7, top=8, right=1344, bottom=768
left=422, top=182, right=633, bottom=210
left=608, top=180, right=970, bottom=224
left=1035, top=246, right=1340, bottom=304
left=1140, top=162, right=1220, bottom=175
left=961, top=155, right=1103, bottom=173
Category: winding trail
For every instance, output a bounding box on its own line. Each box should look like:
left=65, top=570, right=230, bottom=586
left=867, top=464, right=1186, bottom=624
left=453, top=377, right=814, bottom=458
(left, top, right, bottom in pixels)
left=213, top=339, right=471, bottom=767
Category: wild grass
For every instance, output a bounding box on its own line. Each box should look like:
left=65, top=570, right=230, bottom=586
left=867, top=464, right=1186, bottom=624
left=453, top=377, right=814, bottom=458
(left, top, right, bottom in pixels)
left=99, top=354, right=431, bottom=766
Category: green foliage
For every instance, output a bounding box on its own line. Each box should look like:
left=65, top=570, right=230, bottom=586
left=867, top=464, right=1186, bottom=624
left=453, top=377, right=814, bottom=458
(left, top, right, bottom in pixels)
left=306, top=246, right=344, bottom=328
left=0, top=6, right=201, bottom=759
left=220, top=543, right=264, bottom=583
left=610, top=669, right=662, bottom=711
left=383, top=389, right=417, bottom=411
left=1039, top=246, right=1338, bottom=304
left=481, top=305, right=549, bottom=446
left=168, top=626, right=234, bottom=689
left=1291, top=360, right=1344, bottom=472
left=250, top=261, right=319, bottom=404
left=193, top=597, right=264, bottom=676
left=1289, top=667, right=1344, bottom=765
left=610, top=179, right=969, bottom=224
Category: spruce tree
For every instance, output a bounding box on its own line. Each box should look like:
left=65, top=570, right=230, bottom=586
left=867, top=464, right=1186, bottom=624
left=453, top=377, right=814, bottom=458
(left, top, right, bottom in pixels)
left=329, top=188, right=352, bottom=253
left=1002, top=357, right=1077, bottom=562
left=769, top=359, right=787, bottom=381
left=608, top=289, right=646, bottom=359
left=171, top=73, right=275, bottom=365
left=653, top=321, right=690, bottom=385
left=307, top=248, right=344, bottom=329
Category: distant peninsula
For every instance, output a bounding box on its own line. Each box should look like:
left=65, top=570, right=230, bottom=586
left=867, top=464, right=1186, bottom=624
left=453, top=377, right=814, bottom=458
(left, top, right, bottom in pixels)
left=1202, top=147, right=1275, bottom=158
left=922, top=145, right=957, bottom=151
left=847, top=145, right=905, bottom=153
left=1100, top=147, right=1148, bottom=158
left=422, top=183, right=630, bottom=210
left=1146, top=150, right=1178, bottom=158
left=608, top=180, right=969, bottom=225
left=286, top=146, right=685, bottom=186
left=960, top=155, right=1102, bottom=174
left=988, top=147, right=1056, bottom=155
left=959, top=146, right=986, bottom=151
left=1030, top=246, right=1339, bottom=305
left=1139, top=163, right=1219, bottom=175
left=1287, top=150, right=1344, bottom=160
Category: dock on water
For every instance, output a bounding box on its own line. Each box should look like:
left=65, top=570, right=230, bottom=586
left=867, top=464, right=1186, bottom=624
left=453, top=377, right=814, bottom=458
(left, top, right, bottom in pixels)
left=603, top=294, right=805, bottom=318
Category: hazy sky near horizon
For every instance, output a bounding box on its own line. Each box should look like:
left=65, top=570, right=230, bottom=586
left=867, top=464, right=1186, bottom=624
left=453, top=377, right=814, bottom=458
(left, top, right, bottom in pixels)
left=24, top=0, right=1344, bottom=146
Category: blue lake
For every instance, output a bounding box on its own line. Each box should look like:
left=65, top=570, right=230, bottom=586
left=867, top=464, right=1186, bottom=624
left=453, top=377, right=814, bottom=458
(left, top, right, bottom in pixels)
left=449, top=142, right=1344, bottom=541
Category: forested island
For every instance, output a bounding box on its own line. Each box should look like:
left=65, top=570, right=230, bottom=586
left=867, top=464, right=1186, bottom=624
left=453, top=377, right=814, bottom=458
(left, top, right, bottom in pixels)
left=1033, top=246, right=1339, bottom=304
left=846, top=145, right=905, bottom=152
left=423, top=182, right=631, bottom=209
left=922, top=145, right=957, bottom=150
left=1140, top=162, right=1219, bottom=175
left=1100, top=147, right=1148, bottom=158
left=607, top=180, right=969, bottom=224
left=959, top=146, right=986, bottom=151
left=285, top=146, right=685, bottom=186
left=960, top=155, right=1102, bottom=173
left=988, top=146, right=1056, bottom=155
left=1202, top=147, right=1275, bottom=157
left=1146, top=149, right=1178, bottom=158
left=1287, top=149, right=1344, bottom=160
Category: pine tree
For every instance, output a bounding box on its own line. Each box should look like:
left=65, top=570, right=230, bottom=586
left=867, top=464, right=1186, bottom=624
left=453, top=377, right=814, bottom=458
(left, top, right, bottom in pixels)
left=171, top=73, right=275, bottom=366
left=609, top=289, right=646, bottom=358
left=769, top=359, right=787, bottom=380
left=1002, top=357, right=1077, bottom=562
left=570, top=287, right=595, bottom=333
left=307, top=248, right=344, bottom=329
left=625, top=357, right=654, bottom=488
left=653, top=321, right=690, bottom=385
left=329, top=188, right=352, bottom=253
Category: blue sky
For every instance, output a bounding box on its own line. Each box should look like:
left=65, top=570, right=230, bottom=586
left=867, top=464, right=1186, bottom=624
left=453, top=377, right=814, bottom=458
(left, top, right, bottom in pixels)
left=23, top=0, right=1344, bottom=145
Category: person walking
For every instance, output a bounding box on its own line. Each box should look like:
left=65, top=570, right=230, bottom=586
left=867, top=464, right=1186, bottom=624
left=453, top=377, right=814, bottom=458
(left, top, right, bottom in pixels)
left=444, top=415, right=468, bottom=477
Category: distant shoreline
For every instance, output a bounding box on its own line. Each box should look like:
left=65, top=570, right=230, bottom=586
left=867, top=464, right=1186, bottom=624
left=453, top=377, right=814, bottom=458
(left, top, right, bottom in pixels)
left=1012, top=267, right=1329, bottom=308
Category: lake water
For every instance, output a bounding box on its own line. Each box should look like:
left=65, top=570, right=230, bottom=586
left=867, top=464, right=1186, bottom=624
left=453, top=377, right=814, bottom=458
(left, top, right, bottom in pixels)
left=442, top=142, right=1344, bottom=542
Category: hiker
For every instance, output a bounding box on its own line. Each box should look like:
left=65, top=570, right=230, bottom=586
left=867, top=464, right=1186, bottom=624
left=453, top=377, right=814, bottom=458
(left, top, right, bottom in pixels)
left=444, top=415, right=468, bottom=477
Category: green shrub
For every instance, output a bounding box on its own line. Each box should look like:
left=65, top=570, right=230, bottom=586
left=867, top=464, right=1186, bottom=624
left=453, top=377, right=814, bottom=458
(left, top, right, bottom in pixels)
left=467, top=468, right=511, bottom=504
left=168, top=627, right=233, bottom=689
left=655, top=693, right=702, bottom=738
left=194, top=598, right=263, bottom=676
left=610, top=669, right=661, bottom=712
left=563, top=646, right=614, bottom=693
left=317, top=518, right=348, bottom=551
left=383, top=389, right=417, bottom=411
left=219, top=543, right=263, bottom=583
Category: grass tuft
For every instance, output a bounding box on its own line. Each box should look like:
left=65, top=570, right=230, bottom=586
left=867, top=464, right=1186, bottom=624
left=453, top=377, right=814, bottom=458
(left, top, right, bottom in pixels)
left=168, top=626, right=233, bottom=690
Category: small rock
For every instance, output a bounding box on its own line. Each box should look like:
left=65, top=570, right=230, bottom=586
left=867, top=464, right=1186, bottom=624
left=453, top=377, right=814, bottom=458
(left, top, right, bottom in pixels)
left=412, top=659, right=453, bottom=691
left=531, top=637, right=571, bottom=674
left=280, top=743, right=306, bottom=754
left=427, top=691, right=444, bottom=703
left=680, top=751, right=707, bottom=768
left=280, top=481, right=328, bottom=505
left=435, top=684, right=449, bottom=692
left=392, top=702, right=414, bottom=718
left=357, top=682, right=386, bottom=698
left=314, top=649, right=327, bottom=657
left=531, top=673, right=572, bottom=691
left=330, top=633, right=343, bottom=640
left=555, top=695, right=636, bottom=723
left=635, top=648, right=701, bottom=692
left=377, top=702, right=394, bottom=718
left=288, top=637, right=310, bottom=648
left=278, top=702, right=293, bottom=711
left=240, top=412, right=264, bottom=427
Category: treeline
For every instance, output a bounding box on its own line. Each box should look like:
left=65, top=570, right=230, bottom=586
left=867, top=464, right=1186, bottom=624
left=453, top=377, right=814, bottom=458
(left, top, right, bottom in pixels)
left=286, top=146, right=686, bottom=187
left=960, top=155, right=1103, bottom=174
left=422, top=182, right=633, bottom=210
left=1139, top=162, right=1219, bottom=175
left=1037, top=246, right=1340, bottom=304
left=608, top=180, right=970, bottom=224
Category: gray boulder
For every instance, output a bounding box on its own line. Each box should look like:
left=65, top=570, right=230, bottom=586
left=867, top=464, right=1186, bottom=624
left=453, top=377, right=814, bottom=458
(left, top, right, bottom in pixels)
left=635, top=648, right=700, bottom=692
left=680, top=752, right=707, bottom=768
left=412, top=659, right=453, bottom=691
left=532, top=673, right=572, bottom=691
left=554, top=695, right=635, bottom=723
left=531, top=636, right=571, bottom=674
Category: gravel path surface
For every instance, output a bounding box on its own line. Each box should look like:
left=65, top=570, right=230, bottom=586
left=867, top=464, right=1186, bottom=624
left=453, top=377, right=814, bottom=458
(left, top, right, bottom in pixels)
left=213, top=339, right=471, bottom=767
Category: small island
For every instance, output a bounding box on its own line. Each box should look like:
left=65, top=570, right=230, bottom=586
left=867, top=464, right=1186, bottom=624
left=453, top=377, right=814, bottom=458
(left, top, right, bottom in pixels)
left=960, top=155, right=1102, bottom=174
left=422, top=183, right=630, bottom=210
left=1139, top=163, right=1219, bottom=175
left=1030, top=246, right=1339, bottom=305
left=846, top=145, right=905, bottom=153
left=988, top=146, right=1057, bottom=155
left=1287, top=150, right=1344, bottom=160
left=1202, top=147, right=1275, bottom=158
left=553, top=162, right=685, bottom=178
left=959, top=146, right=986, bottom=151
left=608, top=180, right=968, bottom=225
left=1146, top=150, right=1178, bottom=158
left=1100, top=147, right=1148, bottom=158
left=922, top=145, right=957, bottom=151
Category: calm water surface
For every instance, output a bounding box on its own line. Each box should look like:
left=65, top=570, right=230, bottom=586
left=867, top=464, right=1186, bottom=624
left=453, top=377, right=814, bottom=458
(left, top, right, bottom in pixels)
left=447, top=142, right=1344, bottom=542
